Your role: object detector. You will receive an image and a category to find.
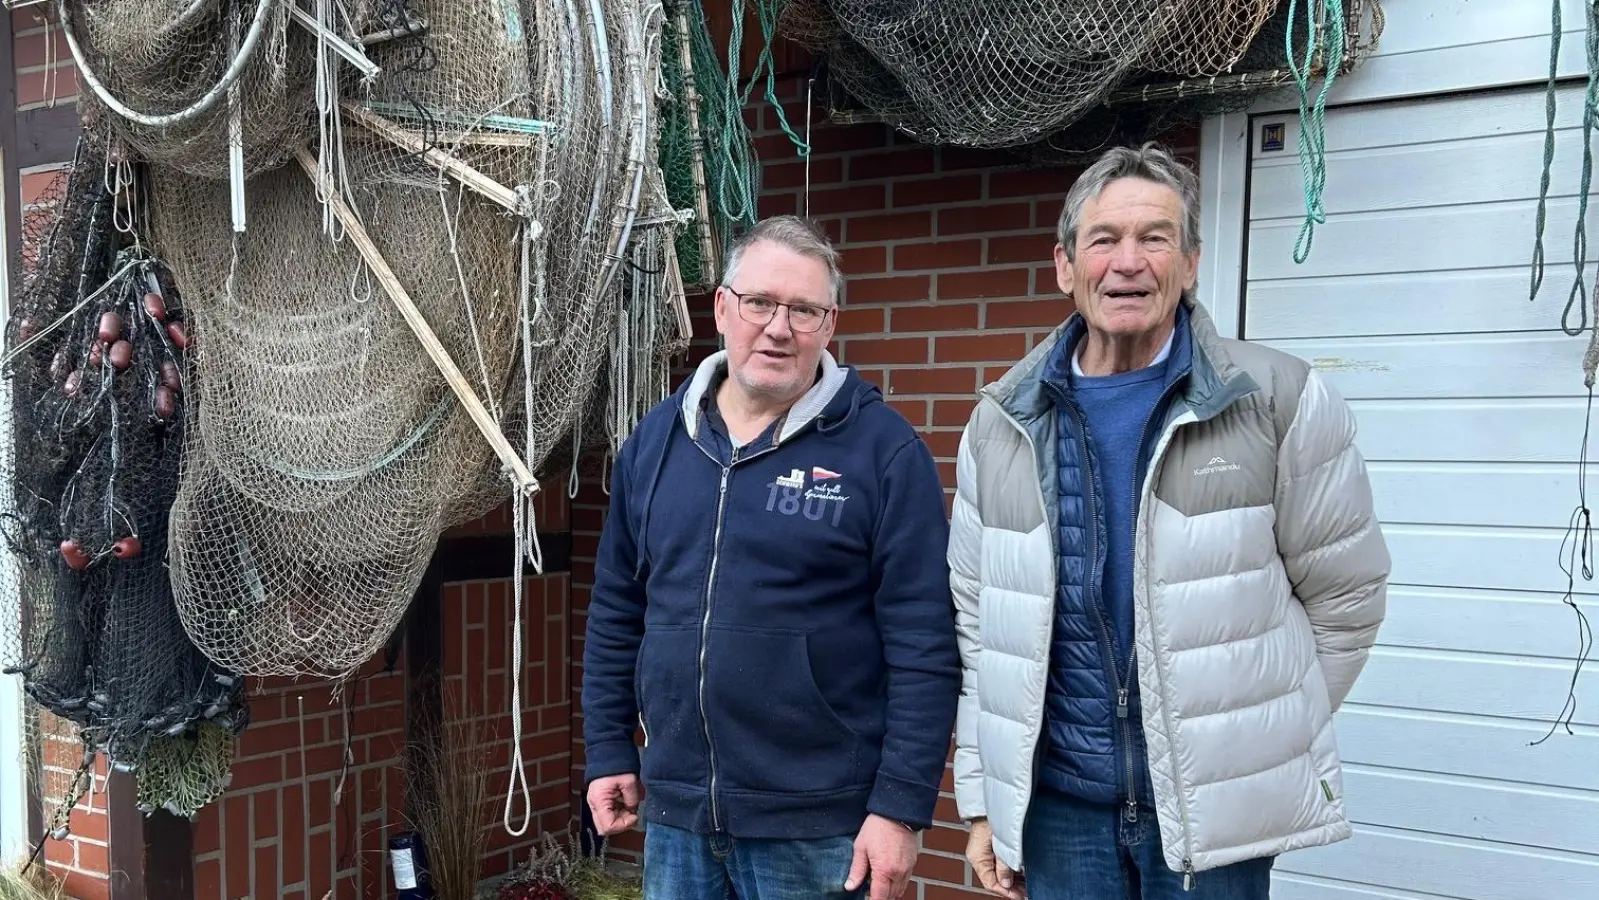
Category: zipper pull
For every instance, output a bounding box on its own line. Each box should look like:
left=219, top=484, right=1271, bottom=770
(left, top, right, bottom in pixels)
left=1124, top=799, right=1137, bottom=823
left=1116, top=688, right=1129, bottom=719
left=1182, top=859, right=1195, bottom=891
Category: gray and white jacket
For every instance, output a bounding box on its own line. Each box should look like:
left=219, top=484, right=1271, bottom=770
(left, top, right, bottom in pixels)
left=948, top=297, right=1391, bottom=878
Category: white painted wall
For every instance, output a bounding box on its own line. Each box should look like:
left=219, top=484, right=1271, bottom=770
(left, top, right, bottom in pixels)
left=1201, top=2, right=1599, bottom=897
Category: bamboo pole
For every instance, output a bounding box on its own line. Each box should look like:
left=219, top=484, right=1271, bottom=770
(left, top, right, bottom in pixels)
left=340, top=102, right=527, bottom=215
left=292, top=147, right=539, bottom=494
left=675, top=4, right=719, bottom=285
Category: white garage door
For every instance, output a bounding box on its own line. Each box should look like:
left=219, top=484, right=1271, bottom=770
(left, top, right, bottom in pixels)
left=1243, top=85, right=1599, bottom=898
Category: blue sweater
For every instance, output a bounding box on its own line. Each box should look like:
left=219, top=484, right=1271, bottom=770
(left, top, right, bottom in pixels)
left=1038, top=309, right=1188, bottom=806
left=581, top=354, right=961, bottom=838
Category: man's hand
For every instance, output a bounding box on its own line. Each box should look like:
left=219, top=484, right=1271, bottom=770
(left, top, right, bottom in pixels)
left=844, top=814, right=919, bottom=900
left=586, top=774, right=643, bottom=835
left=966, top=817, right=1023, bottom=899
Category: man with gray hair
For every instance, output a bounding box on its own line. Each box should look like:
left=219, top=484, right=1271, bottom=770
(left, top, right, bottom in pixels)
left=583, top=215, right=961, bottom=900
left=948, top=143, right=1390, bottom=899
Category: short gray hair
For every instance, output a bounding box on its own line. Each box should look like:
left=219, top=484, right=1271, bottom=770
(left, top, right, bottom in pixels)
left=1056, top=142, right=1201, bottom=262
left=721, top=215, right=844, bottom=306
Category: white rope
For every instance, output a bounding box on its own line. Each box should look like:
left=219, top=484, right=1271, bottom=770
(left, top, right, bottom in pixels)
left=56, top=0, right=282, bottom=129
left=313, top=0, right=362, bottom=242
left=439, top=182, right=502, bottom=422
left=504, top=114, right=550, bottom=832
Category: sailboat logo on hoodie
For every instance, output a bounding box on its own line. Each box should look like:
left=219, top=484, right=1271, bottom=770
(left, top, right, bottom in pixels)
left=766, top=465, right=850, bottom=526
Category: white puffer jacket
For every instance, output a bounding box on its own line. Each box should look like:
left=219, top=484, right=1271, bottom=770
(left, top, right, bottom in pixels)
left=948, top=299, right=1390, bottom=878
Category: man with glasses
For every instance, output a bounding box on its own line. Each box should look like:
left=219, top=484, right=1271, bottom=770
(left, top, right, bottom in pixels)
left=582, top=215, right=961, bottom=900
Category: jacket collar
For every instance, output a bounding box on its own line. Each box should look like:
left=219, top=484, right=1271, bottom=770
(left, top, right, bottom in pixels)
left=679, top=348, right=849, bottom=445
left=982, top=294, right=1257, bottom=424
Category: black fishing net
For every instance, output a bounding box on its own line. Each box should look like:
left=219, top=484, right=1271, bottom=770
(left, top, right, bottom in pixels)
left=0, top=136, right=247, bottom=832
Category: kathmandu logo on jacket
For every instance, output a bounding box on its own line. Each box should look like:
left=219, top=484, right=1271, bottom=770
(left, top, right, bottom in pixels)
left=1194, top=455, right=1242, bottom=476
left=766, top=465, right=849, bottom=526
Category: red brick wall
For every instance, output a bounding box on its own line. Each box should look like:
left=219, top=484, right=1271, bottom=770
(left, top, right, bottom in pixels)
left=569, top=75, right=1197, bottom=898
left=11, top=6, right=74, bottom=111
left=35, top=720, right=110, bottom=900
left=440, top=490, right=576, bottom=884
left=192, top=660, right=409, bottom=900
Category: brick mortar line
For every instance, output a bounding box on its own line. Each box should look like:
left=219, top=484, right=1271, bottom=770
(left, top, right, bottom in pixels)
left=17, top=98, right=78, bottom=113
left=15, top=59, right=74, bottom=76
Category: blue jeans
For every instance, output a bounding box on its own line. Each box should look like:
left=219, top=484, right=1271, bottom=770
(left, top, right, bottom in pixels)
left=643, top=822, right=865, bottom=900
left=1022, top=787, right=1274, bottom=900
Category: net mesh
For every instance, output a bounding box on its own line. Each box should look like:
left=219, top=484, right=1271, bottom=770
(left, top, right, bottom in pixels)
left=785, top=0, right=1384, bottom=154
left=0, top=139, right=248, bottom=831
left=64, top=0, right=331, bottom=182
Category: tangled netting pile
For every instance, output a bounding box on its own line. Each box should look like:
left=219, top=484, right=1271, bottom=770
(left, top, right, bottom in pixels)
left=783, top=0, right=1385, bottom=157
left=47, top=0, right=697, bottom=685
left=0, top=140, right=247, bottom=827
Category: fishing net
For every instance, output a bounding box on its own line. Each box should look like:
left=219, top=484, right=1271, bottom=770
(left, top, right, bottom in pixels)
left=60, top=0, right=334, bottom=183
left=788, top=0, right=1385, bottom=153
left=0, top=138, right=248, bottom=835
left=43, top=0, right=691, bottom=688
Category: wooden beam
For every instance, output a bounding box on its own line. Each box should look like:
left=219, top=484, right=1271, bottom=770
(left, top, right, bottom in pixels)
left=14, top=103, right=79, bottom=170
left=107, top=771, right=195, bottom=900
left=2, top=7, right=21, bottom=304
left=0, top=9, right=47, bottom=859
left=142, top=812, right=195, bottom=900
left=105, top=771, right=146, bottom=900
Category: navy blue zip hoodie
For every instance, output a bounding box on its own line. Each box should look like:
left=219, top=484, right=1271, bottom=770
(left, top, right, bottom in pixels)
left=581, top=350, right=961, bottom=839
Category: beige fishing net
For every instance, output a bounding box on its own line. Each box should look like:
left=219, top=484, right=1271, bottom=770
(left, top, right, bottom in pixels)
left=47, top=0, right=691, bottom=681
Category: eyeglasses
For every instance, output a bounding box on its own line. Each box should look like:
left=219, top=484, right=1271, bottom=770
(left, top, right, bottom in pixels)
left=723, top=287, right=835, bottom=334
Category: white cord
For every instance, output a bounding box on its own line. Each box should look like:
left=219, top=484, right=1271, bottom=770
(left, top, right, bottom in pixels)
left=439, top=183, right=502, bottom=422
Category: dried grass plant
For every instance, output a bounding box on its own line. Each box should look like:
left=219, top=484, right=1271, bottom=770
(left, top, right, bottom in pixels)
left=405, top=685, right=496, bottom=900
left=0, top=861, right=66, bottom=900
left=498, top=829, right=643, bottom=900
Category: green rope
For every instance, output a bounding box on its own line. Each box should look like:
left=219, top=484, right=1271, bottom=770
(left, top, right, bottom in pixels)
left=1529, top=0, right=1562, bottom=306
left=1565, top=0, right=1599, bottom=347
left=656, top=1, right=807, bottom=284
left=658, top=1, right=765, bottom=283
left=1286, top=0, right=1345, bottom=264
left=746, top=0, right=810, bottom=157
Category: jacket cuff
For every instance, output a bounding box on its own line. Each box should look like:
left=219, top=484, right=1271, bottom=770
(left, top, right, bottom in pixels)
left=954, top=792, right=985, bottom=823
left=867, top=771, right=938, bottom=831
left=582, top=739, right=641, bottom=784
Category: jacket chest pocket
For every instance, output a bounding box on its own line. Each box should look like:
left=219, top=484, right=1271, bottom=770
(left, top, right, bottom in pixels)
left=975, top=438, right=1046, bottom=534
left=1156, top=418, right=1276, bottom=517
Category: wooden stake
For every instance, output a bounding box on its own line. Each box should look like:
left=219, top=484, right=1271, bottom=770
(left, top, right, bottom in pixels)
left=675, top=5, right=719, bottom=285
left=293, top=147, right=538, bottom=494
left=341, top=102, right=526, bottom=215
